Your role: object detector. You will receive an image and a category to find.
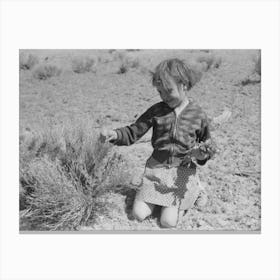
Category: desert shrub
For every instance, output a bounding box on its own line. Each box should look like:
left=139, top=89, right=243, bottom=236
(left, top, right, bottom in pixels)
left=196, top=54, right=214, bottom=70
left=126, top=49, right=140, bottom=52
left=212, top=56, right=222, bottom=68
left=128, top=58, right=140, bottom=68
left=199, top=49, right=210, bottom=53
left=116, top=54, right=140, bottom=74
left=117, top=64, right=128, bottom=74
left=253, top=52, right=261, bottom=75
left=19, top=53, right=39, bottom=70
left=32, top=63, right=62, bottom=80
left=196, top=54, right=222, bottom=70
left=19, top=124, right=130, bottom=230
left=71, top=56, right=96, bottom=73
left=238, top=52, right=261, bottom=86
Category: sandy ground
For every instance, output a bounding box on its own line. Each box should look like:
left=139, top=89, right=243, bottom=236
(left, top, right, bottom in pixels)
left=19, top=49, right=261, bottom=231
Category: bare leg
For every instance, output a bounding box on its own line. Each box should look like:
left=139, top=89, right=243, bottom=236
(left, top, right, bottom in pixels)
left=132, top=199, right=155, bottom=221
left=160, top=206, right=179, bottom=228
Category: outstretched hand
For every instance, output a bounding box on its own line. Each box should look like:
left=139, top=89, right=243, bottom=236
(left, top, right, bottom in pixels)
left=99, top=127, right=118, bottom=143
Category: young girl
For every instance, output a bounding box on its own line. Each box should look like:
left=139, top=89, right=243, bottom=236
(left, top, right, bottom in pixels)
left=100, top=58, right=216, bottom=228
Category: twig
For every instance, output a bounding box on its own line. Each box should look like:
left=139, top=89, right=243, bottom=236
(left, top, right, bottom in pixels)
left=233, top=170, right=261, bottom=178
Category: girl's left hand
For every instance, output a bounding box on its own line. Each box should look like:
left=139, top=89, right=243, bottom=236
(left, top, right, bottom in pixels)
left=190, top=148, right=209, bottom=161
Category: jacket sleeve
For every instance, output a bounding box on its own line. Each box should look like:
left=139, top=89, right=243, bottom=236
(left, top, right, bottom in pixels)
left=195, top=117, right=215, bottom=165
left=111, top=105, right=155, bottom=146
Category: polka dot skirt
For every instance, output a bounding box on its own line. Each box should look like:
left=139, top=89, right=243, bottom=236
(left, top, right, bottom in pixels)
left=136, top=165, right=203, bottom=210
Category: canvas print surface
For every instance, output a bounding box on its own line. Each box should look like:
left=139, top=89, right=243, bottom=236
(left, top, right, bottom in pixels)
left=19, top=49, right=261, bottom=232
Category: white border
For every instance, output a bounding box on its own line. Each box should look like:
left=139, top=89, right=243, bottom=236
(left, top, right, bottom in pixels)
left=1, top=1, right=280, bottom=279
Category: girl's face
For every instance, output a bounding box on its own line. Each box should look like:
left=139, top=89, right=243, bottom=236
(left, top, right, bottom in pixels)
left=156, top=78, right=186, bottom=108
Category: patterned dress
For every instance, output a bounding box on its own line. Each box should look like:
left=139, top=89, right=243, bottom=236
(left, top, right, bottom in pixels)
left=112, top=99, right=213, bottom=210
left=136, top=162, right=203, bottom=210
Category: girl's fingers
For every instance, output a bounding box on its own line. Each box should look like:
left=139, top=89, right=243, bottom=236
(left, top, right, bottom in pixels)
left=107, top=134, right=117, bottom=142
left=99, top=129, right=116, bottom=143
left=107, top=136, right=114, bottom=141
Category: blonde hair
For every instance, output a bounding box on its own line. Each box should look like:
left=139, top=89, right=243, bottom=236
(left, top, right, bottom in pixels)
left=152, top=58, right=199, bottom=91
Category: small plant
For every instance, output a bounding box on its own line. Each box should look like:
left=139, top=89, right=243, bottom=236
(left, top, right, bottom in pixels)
left=128, top=58, right=140, bottom=68
left=126, top=49, right=140, bottom=52
left=196, top=54, right=222, bottom=71
left=32, top=63, right=62, bottom=80
left=253, top=52, right=261, bottom=75
left=19, top=53, right=39, bottom=70
left=196, top=54, right=214, bottom=70
left=238, top=52, right=261, bottom=86
left=116, top=55, right=140, bottom=74
left=240, top=77, right=260, bottom=86
left=199, top=49, right=210, bottom=53
left=117, top=64, right=128, bottom=74
left=71, top=56, right=96, bottom=73
left=212, top=56, right=222, bottom=68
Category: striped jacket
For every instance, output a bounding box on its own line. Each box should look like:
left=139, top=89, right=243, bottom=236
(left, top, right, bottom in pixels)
left=113, top=100, right=213, bottom=168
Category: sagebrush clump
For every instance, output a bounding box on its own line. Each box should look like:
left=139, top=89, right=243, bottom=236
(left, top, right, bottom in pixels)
left=19, top=123, right=130, bottom=230
left=71, top=56, right=96, bottom=73
left=32, top=63, right=62, bottom=80
left=253, top=52, right=261, bottom=75
left=115, top=51, right=140, bottom=74
left=196, top=53, right=222, bottom=70
left=19, top=53, right=39, bottom=70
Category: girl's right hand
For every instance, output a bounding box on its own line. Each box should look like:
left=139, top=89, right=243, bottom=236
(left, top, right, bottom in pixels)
left=99, top=127, right=118, bottom=143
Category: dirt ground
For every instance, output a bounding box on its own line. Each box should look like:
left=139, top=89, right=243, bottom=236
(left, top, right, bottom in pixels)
left=19, top=49, right=261, bottom=231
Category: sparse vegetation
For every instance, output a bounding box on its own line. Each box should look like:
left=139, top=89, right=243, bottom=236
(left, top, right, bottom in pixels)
left=237, top=52, right=261, bottom=86
left=196, top=53, right=222, bottom=70
left=253, top=52, right=261, bottom=75
left=19, top=53, right=39, bottom=70
left=19, top=124, right=131, bottom=230
left=32, top=63, right=62, bottom=80
left=213, top=56, right=222, bottom=68
left=116, top=53, right=140, bottom=74
left=196, top=54, right=214, bottom=70
left=200, top=49, right=210, bottom=53
left=118, top=64, right=128, bottom=74
left=126, top=49, right=140, bottom=52
left=71, top=56, right=96, bottom=74
left=240, top=76, right=260, bottom=86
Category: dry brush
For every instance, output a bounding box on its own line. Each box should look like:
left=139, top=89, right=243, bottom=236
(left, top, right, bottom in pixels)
left=20, top=123, right=131, bottom=230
